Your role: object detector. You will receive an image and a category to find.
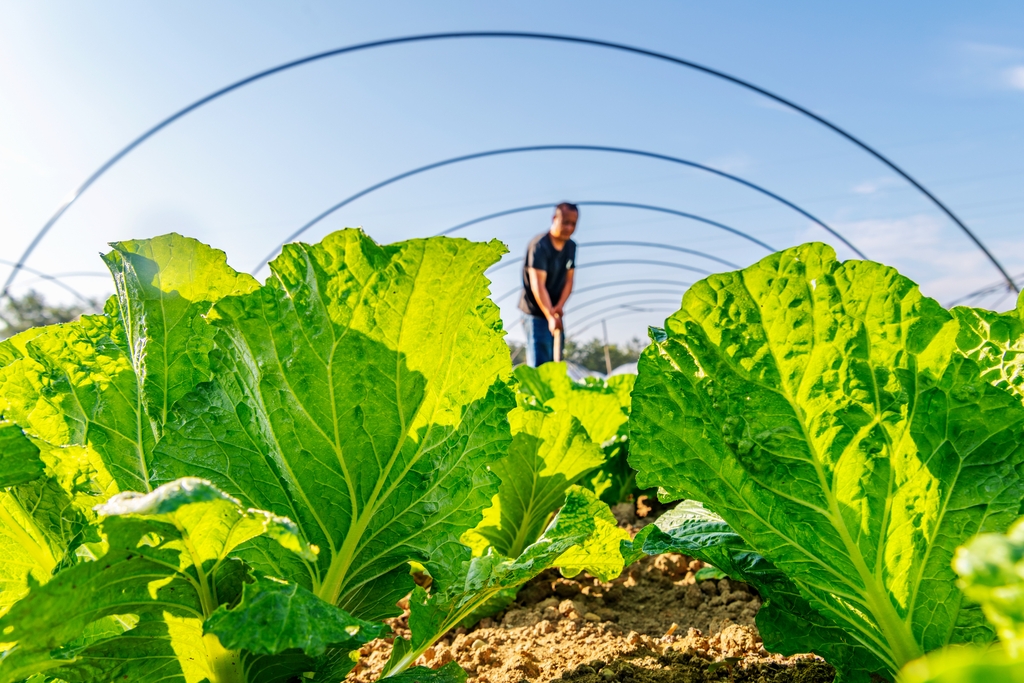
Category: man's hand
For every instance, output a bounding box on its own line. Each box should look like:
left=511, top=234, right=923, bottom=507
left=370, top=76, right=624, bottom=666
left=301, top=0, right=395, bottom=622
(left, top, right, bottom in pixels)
left=548, top=313, right=564, bottom=334
left=552, top=303, right=564, bottom=317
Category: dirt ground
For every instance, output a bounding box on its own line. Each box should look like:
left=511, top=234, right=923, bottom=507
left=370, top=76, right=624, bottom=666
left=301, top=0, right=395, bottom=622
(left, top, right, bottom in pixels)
left=349, top=501, right=835, bottom=683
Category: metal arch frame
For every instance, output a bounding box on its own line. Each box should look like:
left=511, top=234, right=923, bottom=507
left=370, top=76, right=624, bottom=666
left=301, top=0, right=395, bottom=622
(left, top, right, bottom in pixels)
left=0, top=259, right=101, bottom=307
left=573, top=278, right=693, bottom=296
left=502, top=261, right=698, bottom=316
left=568, top=306, right=679, bottom=342
left=579, top=259, right=711, bottom=276
left=259, top=144, right=859, bottom=273
left=493, top=284, right=524, bottom=305
left=565, top=288, right=687, bottom=315
left=947, top=271, right=1024, bottom=307
left=438, top=201, right=776, bottom=253
left=569, top=301, right=683, bottom=340
left=494, top=272, right=694, bottom=305
left=574, top=299, right=685, bottom=327
left=18, top=271, right=109, bottom=283
left=584, top=242, right=738, bottom=269
left=9, top=31, right=1011, bottom=293
left=487, top=240, right=741, bottom=275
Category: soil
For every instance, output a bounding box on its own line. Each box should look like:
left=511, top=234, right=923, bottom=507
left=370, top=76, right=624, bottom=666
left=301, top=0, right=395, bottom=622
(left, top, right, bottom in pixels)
left=348, top=502, right=835, bottom=683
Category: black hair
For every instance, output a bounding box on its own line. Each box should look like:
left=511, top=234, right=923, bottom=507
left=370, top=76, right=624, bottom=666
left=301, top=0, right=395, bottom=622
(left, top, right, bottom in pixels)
left=555, top=202, right=579, bottom=217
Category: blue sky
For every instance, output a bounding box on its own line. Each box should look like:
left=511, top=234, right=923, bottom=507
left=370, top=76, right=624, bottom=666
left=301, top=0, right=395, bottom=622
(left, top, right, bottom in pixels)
left=1, top=1, right=1023, bottom=343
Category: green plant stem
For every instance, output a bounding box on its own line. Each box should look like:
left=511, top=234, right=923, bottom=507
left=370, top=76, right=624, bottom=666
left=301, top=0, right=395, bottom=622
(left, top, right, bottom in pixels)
left=204, top=633, right=245, bottom=683
left=178, top=516, right=247, bottom=683
left=385, top=592, right=499, bottom=678
left=318, top=514, right=368, bottom=606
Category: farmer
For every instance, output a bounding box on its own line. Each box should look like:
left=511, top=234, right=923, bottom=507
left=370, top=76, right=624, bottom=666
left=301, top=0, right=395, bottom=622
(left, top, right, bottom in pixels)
left=520, top=202, right=578, bottom=367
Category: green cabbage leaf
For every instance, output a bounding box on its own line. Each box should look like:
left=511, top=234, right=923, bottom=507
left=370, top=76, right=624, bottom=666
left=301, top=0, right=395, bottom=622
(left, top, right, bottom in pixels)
left=385, top=487, right=624, bottom=676
left=464, top=363, right=632, bottom=558
left=152, top=229, right=515, bottom=621
left=625, top=502, right=889, bottom=680
left=0, top=422, right=83, bottom=612
left=630, top=243, right=1024, bottom=680
left=899, top=514, right=1024, bottom=682
left=515, top=362, right=633, bottom=444
left=0, top=478, right=350, bottom=683
left=0, top=229, right=523, bottom=682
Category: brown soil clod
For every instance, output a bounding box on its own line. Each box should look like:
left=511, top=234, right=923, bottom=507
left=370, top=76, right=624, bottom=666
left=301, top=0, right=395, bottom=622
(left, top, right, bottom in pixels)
left=347, top=552, right=835, bottom=683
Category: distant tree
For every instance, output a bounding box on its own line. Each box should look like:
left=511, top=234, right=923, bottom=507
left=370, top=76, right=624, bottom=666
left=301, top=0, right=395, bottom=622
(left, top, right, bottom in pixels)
left=508, top=340, right=526, bottom=365
left=565, top=336, right=648, bottom=373
left=0, top=290, right=97, bottom=340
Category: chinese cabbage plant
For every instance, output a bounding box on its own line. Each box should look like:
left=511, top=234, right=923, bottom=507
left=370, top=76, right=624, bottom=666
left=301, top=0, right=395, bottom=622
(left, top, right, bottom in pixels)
left=623, top=502, right=894, bottom=680
left=464, top=362, right=633, bottom=559
left=630, top=243, right=1024, bottom=682
left=899, top=515, right=1024, bottom=682
left=0, top=229, right=613, bottom=683
left=515, top=363, right=639, bottom=504
left=389, top=363, right=635, bottom=664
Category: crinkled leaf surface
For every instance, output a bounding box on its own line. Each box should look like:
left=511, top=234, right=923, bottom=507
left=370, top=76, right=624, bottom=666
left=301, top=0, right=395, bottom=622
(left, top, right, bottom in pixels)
left=515, top=363, right=634, bottom=444
left=0, top=478, right=311, bottom=683
left=952, top=292, right=1024, bottom=404
left=385, top=487, right=613, bottom=676
left=0, top=422, right=83, bottom=612
left=897, top=510, right=1024, bottom=683
left=0, top=230, right=517, bottom=682
left=554, top=491, right=629, bottom=581
left=0, top=234, right=330, bottom=632
left=102, top=233, right=260, bottom=432
left=630, top=243, right=1024, bottom=677
left=463, top=406, right=604, bottom=558
left=152, top=229, right=514, bottom=622
left=952, top=515, right=1024, bottom=657
left=0, top=314, right=150, bottom=494
left=0, top=234, right=259, bottom=499
left=626, top=503, right=888, bottom=682
left=514, top=365, right=638, bottom=505
left=0, top=422, right=44, bottom=488
left=205, top=575, right=383, bottom=657
left=0, top=475, right=84, bottom=613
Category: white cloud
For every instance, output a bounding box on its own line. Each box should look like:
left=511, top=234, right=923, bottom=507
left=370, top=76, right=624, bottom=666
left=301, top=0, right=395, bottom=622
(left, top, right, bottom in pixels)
left=952, top=43, right=1024, bottom=93
left=961, top=42, right=1024, bottom=59
left=706, top=153, right=753, bottom=174
left=797, top=213, right=1024, bottom=308
left=851, top=177, right=902, bottom=195
left=1005, top=65, right=1024, bottom=90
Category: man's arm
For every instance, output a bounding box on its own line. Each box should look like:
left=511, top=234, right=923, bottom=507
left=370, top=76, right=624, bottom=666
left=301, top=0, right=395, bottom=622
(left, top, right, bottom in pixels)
left=527, top=268, right=562, bottom=331
left=552, top=269, right=574, bottom=316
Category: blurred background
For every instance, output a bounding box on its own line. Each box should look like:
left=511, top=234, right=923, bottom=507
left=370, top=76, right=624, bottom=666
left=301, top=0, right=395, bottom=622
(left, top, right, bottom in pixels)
left=2, top=1, right=1022, bottom=370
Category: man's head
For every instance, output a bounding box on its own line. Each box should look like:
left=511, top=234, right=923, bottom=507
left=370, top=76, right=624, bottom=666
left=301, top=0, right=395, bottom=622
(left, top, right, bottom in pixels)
left=550, top=202, right=578, bottom=241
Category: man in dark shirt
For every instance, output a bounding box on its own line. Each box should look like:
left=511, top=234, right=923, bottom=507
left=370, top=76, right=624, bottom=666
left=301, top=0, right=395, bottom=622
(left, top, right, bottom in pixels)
left=519, top=202, right=578, bottom=366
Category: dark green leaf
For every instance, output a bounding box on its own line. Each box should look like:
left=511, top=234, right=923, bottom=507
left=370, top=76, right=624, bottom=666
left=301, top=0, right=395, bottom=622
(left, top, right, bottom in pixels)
left=0, top=478, right=311, bottom=683
left=385, top=661, right=467, bottom=683
left=205, top=575, right=383, bottom=656
left=694, top=566, right=726, bottom=581
left=385, top=488, right=617, bottom=676
left=630, top=244, right=1024, bottom=677
left=0, top=421, right=44, bottom=487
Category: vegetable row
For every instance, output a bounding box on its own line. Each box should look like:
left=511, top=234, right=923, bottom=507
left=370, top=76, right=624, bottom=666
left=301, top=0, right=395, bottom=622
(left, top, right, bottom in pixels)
left=1, top=231, right=1022, bottom=682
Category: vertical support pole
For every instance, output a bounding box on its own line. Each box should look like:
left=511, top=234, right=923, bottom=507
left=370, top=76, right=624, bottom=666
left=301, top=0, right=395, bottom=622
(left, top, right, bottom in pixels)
left=602, top=319, right=612, bottom=376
